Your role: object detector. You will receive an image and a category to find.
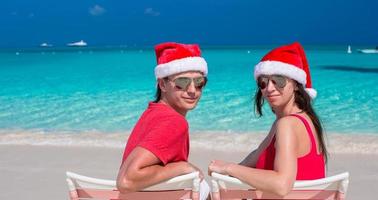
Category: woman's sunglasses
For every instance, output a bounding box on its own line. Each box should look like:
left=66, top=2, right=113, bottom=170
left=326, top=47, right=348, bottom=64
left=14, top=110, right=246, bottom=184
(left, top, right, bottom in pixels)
left=257, top=75, right=287, bottom=90
left=167, top=76, right=207, bottom=91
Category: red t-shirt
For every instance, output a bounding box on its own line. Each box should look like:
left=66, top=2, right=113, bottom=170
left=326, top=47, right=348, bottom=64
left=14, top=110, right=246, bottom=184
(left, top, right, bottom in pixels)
left=121, top=102, right=190, bottom=165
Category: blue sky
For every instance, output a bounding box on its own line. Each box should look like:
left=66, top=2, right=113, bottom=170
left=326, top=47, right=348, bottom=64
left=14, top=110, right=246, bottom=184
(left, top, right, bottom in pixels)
left=1, top=0, right=377, bottom=47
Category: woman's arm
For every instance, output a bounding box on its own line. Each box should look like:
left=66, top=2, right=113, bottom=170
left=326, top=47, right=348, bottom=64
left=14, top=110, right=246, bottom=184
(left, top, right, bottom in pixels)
left=117, top=146, right=200, bottom=193
left=209, top=118, right=298, bottom=196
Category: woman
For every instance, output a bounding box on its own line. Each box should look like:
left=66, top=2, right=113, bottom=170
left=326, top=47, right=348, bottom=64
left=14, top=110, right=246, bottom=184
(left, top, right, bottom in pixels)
left=208, top=42, right=328, bottom=196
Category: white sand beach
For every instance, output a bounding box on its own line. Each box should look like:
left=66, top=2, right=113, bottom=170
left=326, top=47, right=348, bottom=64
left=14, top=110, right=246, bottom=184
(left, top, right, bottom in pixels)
left=1, top=143, right=377, bottom=199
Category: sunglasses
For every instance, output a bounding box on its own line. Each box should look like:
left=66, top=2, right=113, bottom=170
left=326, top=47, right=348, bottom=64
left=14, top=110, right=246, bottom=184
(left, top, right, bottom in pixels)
left=167, top=76, right=207, bottom=91
left=257, top=75, right=287, bottom=90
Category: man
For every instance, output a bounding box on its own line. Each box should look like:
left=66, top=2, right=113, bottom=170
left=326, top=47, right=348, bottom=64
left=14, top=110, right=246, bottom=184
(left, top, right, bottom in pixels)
left=117, top=42, right=209, bottom=199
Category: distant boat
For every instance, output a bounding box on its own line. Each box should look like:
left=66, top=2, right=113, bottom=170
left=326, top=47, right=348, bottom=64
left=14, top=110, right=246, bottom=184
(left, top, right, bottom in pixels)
left=357, top=46, right=378, bottom=54
left=40, top=42, right=52, bottom=47
left=347, top=45, right=352, bottom=54
left=67, top=40, right=87, bottom=47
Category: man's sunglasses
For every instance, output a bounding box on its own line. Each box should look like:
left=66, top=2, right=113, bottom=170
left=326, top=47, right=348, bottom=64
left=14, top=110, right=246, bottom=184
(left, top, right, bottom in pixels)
left=257, top=75, right=287, bottom=90
left=167, top=76, right=207, bottom=91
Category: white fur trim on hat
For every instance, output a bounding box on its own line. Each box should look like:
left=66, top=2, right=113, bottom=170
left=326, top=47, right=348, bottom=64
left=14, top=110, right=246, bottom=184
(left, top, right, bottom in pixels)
left=155, top=57, right=208, bottom=78
left=254, top=61, right=307, bottom=85
left=305, top=88, right=317, bottom=99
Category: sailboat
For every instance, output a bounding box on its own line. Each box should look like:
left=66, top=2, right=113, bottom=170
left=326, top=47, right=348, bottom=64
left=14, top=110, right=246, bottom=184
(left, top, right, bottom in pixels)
left=67, top=40, right=87, bottom=47
left=40, top=42, right=52, bottom=47
left=347, top=45, right=352, bottom=54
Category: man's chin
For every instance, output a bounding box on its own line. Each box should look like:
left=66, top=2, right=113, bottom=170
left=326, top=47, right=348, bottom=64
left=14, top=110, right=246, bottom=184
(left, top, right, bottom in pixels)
left=183, top=102, right=198, bottom=110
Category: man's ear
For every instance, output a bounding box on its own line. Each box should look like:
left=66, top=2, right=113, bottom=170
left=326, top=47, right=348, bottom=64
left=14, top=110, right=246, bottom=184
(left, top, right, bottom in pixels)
left=158, top=78, right=168, bottom=92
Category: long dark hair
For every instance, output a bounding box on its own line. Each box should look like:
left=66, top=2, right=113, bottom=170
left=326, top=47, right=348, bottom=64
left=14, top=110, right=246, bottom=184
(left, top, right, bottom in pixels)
left=254, top=82, right=328, bottom=164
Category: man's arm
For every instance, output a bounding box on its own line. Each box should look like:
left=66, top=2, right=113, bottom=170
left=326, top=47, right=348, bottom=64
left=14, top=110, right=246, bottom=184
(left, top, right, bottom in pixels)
left=116, top=146, right=197, bottom=193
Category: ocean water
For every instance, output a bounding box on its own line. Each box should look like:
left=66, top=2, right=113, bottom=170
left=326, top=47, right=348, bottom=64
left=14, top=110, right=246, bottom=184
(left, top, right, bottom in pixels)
left=0, top=46, right=378, bottom=151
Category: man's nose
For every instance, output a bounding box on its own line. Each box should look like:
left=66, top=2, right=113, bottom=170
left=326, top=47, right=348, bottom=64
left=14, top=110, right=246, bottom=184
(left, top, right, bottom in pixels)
left=186, top=80, right=197, bottom=94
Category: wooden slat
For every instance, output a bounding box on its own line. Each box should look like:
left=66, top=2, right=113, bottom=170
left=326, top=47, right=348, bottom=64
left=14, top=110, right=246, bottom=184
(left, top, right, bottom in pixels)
left=219, top=189, right=342, bottom=200
left=75, top=188, right=193, bottom=200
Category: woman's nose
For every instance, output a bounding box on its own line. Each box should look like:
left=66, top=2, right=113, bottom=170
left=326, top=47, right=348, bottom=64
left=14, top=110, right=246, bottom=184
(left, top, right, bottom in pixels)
left=266, top=80, right=276, bottom=91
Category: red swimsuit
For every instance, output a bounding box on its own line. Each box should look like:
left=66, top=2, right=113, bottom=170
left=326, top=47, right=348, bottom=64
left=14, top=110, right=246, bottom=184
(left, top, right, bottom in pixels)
left=255, top=114, right=325, bottom=180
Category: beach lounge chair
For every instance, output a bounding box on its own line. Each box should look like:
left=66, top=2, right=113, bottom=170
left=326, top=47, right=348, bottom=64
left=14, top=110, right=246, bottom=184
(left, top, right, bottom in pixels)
left=210, top=172, right=349, bottom=200
left=66, top=171, right=201, bottom=200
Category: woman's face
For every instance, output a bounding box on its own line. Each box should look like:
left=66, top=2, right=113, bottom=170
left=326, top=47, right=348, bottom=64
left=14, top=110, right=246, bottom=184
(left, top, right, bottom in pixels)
left=257, top=75, right=297, bottom=108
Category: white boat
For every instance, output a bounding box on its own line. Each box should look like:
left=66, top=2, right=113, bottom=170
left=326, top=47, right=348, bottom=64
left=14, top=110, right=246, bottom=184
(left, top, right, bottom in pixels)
left=40, top=42, right=52, bottom=47
left=67, top=40, right=87, bottom=47
left=357, top=49, right=378, bottom=54
left=347, top=45, right=352, bottom=54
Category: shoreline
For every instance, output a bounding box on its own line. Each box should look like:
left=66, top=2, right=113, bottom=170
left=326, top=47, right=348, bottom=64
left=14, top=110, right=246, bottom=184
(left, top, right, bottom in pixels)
left=1, top=131, right=378, bottom=154
left=1, top=144, right=377, bottom=199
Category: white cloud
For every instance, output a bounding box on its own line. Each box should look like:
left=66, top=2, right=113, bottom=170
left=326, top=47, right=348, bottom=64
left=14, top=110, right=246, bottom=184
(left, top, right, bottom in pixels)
left=144, top=8, right=160, bottom=16
left=89, top=5, right=106, bottom=16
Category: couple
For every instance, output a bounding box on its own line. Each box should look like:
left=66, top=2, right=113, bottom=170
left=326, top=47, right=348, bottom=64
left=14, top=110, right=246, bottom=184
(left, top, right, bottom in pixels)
left=116, top=42, right=328, bottom=199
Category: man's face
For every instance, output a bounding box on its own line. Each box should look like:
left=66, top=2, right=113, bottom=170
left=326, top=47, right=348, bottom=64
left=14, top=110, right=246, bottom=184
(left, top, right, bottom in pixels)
left=159, top=71, right=206, bottom=115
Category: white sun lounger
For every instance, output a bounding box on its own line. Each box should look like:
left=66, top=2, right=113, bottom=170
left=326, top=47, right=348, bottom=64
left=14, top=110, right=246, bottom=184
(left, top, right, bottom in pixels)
left=66, top=171, right=201, bottom=200
left=211, top=172, right=349, bottom=200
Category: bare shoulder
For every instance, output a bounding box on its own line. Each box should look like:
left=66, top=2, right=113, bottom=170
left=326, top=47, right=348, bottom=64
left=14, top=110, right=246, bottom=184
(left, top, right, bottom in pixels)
left=275, top=116, right=303, bottom=139
left=275, top=116, right=301, bottom=130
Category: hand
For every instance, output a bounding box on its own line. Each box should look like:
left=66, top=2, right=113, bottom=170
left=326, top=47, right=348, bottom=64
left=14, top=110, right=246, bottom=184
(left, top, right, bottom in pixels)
left=184, top=162, right=205, bottom=180
left=208, top=160, right=233, bottom=176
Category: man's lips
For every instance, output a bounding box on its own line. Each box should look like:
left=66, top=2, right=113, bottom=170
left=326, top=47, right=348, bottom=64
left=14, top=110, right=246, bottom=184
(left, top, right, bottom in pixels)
left=183, top=97, right=198, bottom=102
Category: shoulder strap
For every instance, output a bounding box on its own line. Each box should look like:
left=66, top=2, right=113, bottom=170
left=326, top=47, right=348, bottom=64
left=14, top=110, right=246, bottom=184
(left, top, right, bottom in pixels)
left=289, top=114, right=317, bottom=154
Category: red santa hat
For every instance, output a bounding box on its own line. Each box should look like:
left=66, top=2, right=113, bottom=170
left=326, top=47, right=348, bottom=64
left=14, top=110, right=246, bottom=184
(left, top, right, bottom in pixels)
left=254, top=42, right=317, bottom=99
left=154, top=42, right=208, bottom=78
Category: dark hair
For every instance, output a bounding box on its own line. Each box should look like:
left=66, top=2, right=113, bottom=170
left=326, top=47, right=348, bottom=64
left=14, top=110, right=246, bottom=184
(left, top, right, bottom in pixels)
left=153, top=77, right=168, bottom=103
left=153, top=87, right=162, bottom=103
left=254, top=81, right=329, bottom=164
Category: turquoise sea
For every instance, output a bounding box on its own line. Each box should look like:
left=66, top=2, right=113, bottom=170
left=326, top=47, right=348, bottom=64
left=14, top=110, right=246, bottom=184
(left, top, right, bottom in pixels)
left=0, top=46, right=377, bottom=150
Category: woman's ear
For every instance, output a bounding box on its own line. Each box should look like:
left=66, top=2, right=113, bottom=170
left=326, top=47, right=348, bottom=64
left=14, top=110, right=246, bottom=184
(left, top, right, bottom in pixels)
left=158, top=78, right=167, bottom=92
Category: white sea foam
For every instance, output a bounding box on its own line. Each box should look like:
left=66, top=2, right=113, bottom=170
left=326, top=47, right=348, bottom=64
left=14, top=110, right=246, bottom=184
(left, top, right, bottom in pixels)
left=1, top=129, right=378, bottom=154
left=0, top=129, right=126, bottom=148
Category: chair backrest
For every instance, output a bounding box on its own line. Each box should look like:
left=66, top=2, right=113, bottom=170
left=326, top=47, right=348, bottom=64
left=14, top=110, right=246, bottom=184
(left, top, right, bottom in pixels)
left=66, top=171, right=201, bottom=200
left=211, top=172, right=349, bottom=200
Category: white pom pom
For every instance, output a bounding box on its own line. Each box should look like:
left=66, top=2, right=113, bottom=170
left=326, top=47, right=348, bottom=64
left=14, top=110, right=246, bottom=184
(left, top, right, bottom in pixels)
left=305, top=88, right=317, bottom=99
